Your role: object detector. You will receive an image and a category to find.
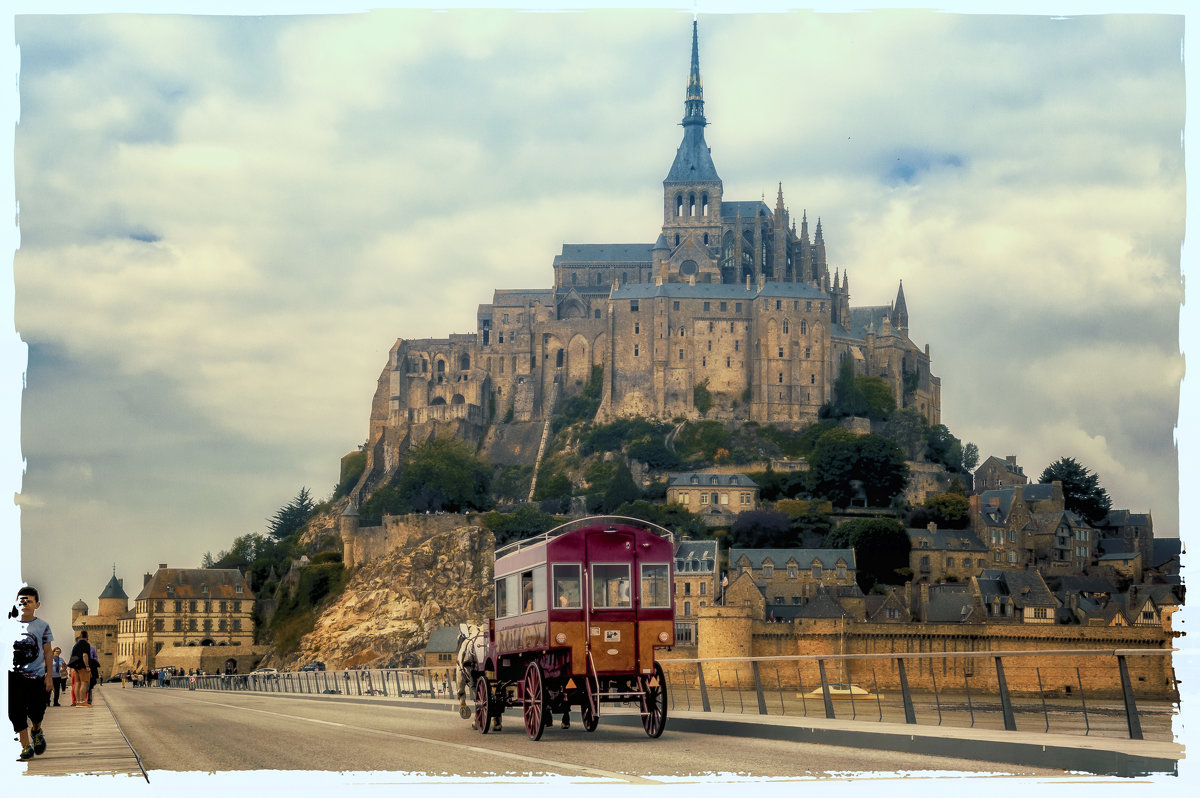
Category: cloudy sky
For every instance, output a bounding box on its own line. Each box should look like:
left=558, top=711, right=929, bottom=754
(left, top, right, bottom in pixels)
left=1, top=3, right=1193, bottom=657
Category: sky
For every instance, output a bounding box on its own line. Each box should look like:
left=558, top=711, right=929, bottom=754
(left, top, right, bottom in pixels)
left=0, top=0, right=1195, bottom=731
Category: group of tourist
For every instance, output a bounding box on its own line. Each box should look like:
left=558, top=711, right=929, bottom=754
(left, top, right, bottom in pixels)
left=9, top=586, right=106, bottom=762
left=119, top=665, right=186, bottom=687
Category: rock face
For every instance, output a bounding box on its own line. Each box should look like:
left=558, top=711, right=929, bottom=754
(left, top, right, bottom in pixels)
left=284, top=524, right=495, bottom=669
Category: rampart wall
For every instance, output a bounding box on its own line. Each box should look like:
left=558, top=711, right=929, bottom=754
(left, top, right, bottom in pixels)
left=695, top=606, right=1175, bottom=699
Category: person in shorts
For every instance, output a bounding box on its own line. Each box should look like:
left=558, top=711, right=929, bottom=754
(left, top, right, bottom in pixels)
left=10, top=586, right=53, bottom=761
left=68, top=630, right=92, bottom=706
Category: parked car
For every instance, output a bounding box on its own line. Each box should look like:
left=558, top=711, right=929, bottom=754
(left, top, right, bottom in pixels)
left=251, top=667, right=279, bottom=679
left=300, top=661, right=326, bottom=672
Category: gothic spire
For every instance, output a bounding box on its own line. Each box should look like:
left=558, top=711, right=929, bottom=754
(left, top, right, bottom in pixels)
left=893, top=279, right=909, bottom=330
left=665, top=20, right=720, bottom=184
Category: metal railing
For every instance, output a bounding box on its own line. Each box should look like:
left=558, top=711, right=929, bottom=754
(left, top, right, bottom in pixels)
left=163, top=648, right=1178, bottom=743
left=657, top=647, right=1177, bottom=741
left=167, top=666, right=461, bottom=700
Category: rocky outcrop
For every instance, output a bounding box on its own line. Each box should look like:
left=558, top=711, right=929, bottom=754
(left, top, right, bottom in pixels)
left=281, top=524, right=495, bottom=669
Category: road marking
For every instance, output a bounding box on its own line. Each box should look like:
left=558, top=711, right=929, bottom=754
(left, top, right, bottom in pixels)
left=175, top=694, right=661, bottom=784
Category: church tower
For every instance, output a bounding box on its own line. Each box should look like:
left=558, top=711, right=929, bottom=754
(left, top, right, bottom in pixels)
left=661, top=21, right=723, bottom=280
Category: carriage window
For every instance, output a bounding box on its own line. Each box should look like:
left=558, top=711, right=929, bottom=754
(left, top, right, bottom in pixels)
left=641, top=563, right=671, bottom=608
left=520, top=565, right=546, bottom=613
left=592, top=564, right=632, bottom=609
left=552, top=564, right=581, bottom=608
left=496, top=573, right=520, bottom=618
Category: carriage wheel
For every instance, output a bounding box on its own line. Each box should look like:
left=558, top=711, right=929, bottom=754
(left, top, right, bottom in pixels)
left=639, top=662, right=667, bottom=738
left=473, top=675, right=492, bottom=735
left=523, top=662, right=546, bottom=741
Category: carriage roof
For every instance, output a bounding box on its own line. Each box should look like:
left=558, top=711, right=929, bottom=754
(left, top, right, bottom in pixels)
left=493, top=515, right=675, bottom=563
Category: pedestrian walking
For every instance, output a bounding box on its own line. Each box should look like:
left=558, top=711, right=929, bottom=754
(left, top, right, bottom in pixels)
left=48, top=647, right=65, bottom=706
left=10, top=586, right=53, bottom=761
left=67, top=630, right=91, bottom=706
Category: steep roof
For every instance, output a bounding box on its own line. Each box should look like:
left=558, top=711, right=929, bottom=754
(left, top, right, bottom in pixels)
left=665, top=22, right=720, bottom=185
left=425, top=626, right=462, bottom=655
left=730, top=548, right=855, bottom=570
left=668, top=472, right=758, bottom=488
left=135, top=568, right=253, bottom=602
left=977, top=569, right=1056, bottom=609
left=923, top=583, right=983, bottom=623
left=554, top=243, right=654, bottom=265
left=99, top=574, right=128, bottom=600
left=907, top=527, right=988, bottom=552
left=612, top=281, right=828, bottom=301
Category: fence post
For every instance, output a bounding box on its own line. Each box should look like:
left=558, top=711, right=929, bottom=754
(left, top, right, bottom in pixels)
left=750, top=661, right=768, bottom=715
left=995, top=656, right=1017, bottom=732
left=896, top=657, right=916, bottom=725
left=817, top=660, right=835, bottom=720
left=696, top=662, right=711, bottom=712
left=1117, top=655, right=1144, bottom=740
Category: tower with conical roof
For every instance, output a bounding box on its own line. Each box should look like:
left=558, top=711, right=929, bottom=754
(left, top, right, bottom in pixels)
left=661, top=20, right=723, bottom=272
left=98, top=566, right=129, bottom=619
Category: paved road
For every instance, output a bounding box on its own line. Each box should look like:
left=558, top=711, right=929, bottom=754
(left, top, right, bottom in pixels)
left=103, top=688, right=1081, bottom=781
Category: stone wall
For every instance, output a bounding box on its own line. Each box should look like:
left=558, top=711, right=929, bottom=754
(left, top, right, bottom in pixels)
left=344, top=512, right=484, bottom=569
left=150, top=644, right=270, bottom=676
left=696, top=610, right=1175, bottom=699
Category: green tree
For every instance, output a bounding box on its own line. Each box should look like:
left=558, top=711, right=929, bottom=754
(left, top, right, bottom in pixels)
left=924, top=425, right=964, bottom=472
left=922, top=492, right=970, bottom=529
left=600, top=461, right=641, bottom=512
left=808, top=434, right=909, bottom=507
left=825, top=518, right=911, bottom=592
left=482, top=506, right=565, bottom=548
left=1040, top=457, right=1112, bottom=523
left=961, top=442, right=980, bottom=472
left=855, top=376, right=896, bottom=421
left=268, top=488, right=315, bottom=540
left=611, top=499, right=709, bottom=540
left=362, top=438, right=493, bottom=519
left=693, top=379, right=714, bottom=416
left=827, top=355, right=867, bottom=418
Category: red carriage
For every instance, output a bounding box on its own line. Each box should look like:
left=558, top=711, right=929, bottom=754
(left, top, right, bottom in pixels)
left=469, top=516, right=675, bottom=740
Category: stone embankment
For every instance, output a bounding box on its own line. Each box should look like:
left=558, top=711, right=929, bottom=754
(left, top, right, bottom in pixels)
left=282, top=523, right=494, bottom=669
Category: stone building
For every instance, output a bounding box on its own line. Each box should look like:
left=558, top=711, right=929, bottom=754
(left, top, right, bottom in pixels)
left=112, top=565, right=257, bottom=673
left=69, top=570, right=128, bottom=680
left=972, top=569, right=1058, bottom=623
left=973, top=454, right=1028, bottom=492
left=353, top=22, right=941, bottom=499
left=970, top=483, right=1096, bottom=573
left=907, top=523, right=989, bottom=584
left=672, top=537, right=718, bottom=645
left=728, top=547, right=857, bottom=610
left=666, top=471, right=758, bottom=526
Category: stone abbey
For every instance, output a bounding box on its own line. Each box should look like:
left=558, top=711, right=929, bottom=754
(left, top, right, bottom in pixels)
left=362, top=23, right=941, bottom=478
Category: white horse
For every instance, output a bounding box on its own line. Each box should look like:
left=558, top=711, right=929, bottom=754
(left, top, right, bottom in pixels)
left=453, top=623, right=501, bottom=731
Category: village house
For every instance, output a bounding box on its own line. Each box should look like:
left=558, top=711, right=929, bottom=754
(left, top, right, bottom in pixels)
left=666, top=471, right=759, bottom=527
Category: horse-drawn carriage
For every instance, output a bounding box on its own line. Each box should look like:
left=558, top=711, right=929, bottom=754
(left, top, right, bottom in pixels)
left=457, top=516, right=675, bottom=740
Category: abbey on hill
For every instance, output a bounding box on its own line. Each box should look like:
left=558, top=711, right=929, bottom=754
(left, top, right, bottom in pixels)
left=359, top=22, right=940, bottom=485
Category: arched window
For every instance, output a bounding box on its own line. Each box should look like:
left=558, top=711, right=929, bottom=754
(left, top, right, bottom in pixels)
left=555, top=349, right=564, bottom=367
left=689, top=193, right=696, bottom=217
left=460, top=354, right=470, bottom=371
left=676, top=194, right=684, bottom=216
left=702, top=193, right=709, bottom=216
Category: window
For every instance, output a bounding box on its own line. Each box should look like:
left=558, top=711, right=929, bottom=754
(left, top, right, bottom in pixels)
left=700, top=493, right=709, bottom=505
left=519, top=566, right=546, bottom=613
left=634, top=322, right=640, bottom=334
left=634, top=344, right=640, bottom=357
left=551, top=564, right=581, bottom=609
left=720, top=302, right=727, bottom=312
left=233, top=620, right=242, bottom=632
left=593, top=564, right=632, bottom=609
left=189, top=619, right=197, bottom=631
left=763, top=565, right=774, bottom=579
left=699, top=582, right=706, bottom=595
left=684, top=582, right=692, bottom=595
left=812, top=565, right=823, bottom=579
left=774, top=596, right=784, bottom=605
left=641, top=563, right=671, bottom=608
left=154, top=619, right=163, bottom=632
left=631, top=300, right=639, bottom=312
left=1033, top=607, right=1048, bottom=619
left=155, top=600, right=164, bottom=612
left=836, top=564, right=846, bottom=579
left=679, top=349, right=684, bottom=360
left=684, top=600, right=692, bottom=616
left=735, top=303, right=742, bottom=312
left=189, top=600, right=197, bottom=612
left=704, top=302, right=710, bottom=311
left=173, top=619, right=181, bottom=631
left=495, top=573, right=518, bottom=618
left=787, top=565, right=798, bottom=579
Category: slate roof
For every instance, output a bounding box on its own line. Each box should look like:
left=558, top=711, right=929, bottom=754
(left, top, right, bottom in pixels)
left=669, top=472, right=758, bottom=488
left=923, top=583, right=984, bottom=623
left=554, top=244, right=655, bottom=264
left=907, top=527, right=988, bottom=552
left=1152, top=538, right=1182, bottom=567
left=730, top=548, right=855, bottom=570
left=674, top=538, right=718, bottom=562
left=488, top=289, right=555, bottom=307
left=1097, top=552, right=1140, bottom=563
left=99, top=574, right=128, bottom=600
left=976, top=569, right=1057, bottom=609
left=134, top=568, right=253, bottom=602
left=424, top=626, right=462, bottom=655
left=719, top=200, right=771, bottom=220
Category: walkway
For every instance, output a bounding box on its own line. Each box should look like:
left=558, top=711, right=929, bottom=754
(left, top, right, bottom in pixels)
left=15, top=687, right=146, bottom=779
